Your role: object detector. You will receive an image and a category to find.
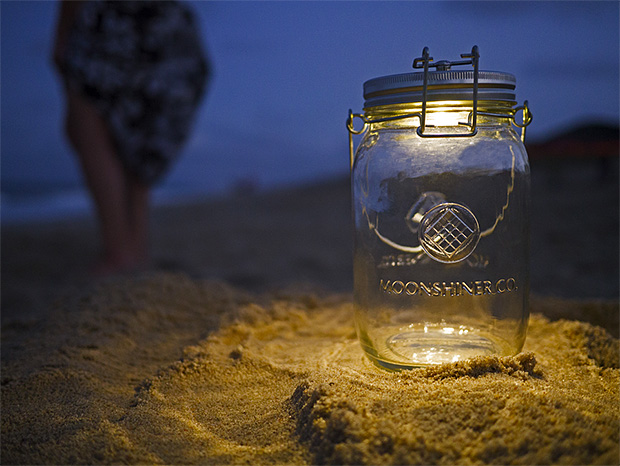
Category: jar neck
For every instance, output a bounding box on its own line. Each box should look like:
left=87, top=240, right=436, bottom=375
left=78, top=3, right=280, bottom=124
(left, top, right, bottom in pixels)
left=364, top=100, right=515, bottom=130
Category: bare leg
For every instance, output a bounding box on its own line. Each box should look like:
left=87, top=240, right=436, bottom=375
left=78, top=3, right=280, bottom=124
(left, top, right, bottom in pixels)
left=126, top=173, right=150, bottom=267
left=64, top=90, right=150, bottom=275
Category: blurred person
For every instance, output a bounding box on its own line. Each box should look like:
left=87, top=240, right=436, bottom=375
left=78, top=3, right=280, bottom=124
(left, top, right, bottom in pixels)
left=53, top=0, right=210, bottom=276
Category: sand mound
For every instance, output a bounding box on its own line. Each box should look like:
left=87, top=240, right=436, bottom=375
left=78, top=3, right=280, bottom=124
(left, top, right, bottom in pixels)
left=2, top=273, right=619, bottom=464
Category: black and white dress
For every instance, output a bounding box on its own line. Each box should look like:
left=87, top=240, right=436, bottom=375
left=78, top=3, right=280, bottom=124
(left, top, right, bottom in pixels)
left=61, top=0, right=210, bottom=184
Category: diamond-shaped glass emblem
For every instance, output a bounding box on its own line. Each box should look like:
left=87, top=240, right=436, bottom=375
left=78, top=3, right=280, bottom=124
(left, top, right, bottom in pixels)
left=418, top=203, right=480, bottom=263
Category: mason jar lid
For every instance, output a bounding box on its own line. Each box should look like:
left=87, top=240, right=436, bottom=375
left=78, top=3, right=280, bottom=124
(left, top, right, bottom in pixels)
left=363, top=70, right=516, bottom=108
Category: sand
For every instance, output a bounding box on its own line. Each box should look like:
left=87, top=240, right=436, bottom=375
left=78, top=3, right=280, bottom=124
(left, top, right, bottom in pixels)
left=2, top=162, right=619, bottom=465
left=1, top=272, right=618, bottom=465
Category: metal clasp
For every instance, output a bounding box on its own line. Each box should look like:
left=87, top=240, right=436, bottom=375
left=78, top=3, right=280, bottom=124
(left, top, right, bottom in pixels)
left=346, top=46, right=533, bottom=170
left=413, top=45, right=480, bottom=138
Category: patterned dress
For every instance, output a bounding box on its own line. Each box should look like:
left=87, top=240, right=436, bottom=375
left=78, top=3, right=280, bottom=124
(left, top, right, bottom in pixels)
left=61, top=0, right=210, bottom=184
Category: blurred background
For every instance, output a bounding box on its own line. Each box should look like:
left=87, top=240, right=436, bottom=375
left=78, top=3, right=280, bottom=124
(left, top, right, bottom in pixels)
left=2, top=1, right=618, bottom=222
left=1, top=1, right=618, bottom=307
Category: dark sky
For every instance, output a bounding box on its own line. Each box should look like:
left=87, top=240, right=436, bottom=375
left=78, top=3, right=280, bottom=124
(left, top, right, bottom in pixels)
left=2, top=1, right=619, bottom=196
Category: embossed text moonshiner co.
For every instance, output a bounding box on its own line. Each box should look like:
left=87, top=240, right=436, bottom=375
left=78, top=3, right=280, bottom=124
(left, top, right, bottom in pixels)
left=347, top=45, right=532, bottom=370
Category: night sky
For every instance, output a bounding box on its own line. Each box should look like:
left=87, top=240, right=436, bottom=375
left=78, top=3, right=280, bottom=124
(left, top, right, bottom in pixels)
left=2, top=1, right=619, bottom=204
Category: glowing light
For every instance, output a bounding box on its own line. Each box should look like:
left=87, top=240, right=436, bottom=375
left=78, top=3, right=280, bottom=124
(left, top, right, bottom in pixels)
left=425, top=108, right=470, bottom=128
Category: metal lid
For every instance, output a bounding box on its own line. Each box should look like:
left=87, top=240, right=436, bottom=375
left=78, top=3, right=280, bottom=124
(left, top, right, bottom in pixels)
left=364, top=70, right=516, bottom=108
left=363, top=46, right=516, bottom=108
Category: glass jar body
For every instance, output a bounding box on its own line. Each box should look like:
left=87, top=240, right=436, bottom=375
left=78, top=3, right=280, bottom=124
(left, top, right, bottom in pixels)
left=352, top=111, right=530, bottom=369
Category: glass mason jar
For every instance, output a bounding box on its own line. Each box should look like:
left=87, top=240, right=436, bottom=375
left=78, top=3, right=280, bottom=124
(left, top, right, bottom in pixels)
left=348, top=46, right=532, bottom=370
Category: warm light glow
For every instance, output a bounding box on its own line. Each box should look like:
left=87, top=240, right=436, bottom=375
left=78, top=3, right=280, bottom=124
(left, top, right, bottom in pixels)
left=425, top=109, right=470, bottom=127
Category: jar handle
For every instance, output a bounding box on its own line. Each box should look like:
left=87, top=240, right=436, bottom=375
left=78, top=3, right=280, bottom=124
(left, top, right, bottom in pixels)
left=347, top=100, right=532, bottom=171
left=346, top=110, right=368, bottom=171
left=347, top=110, right=426, bottom=169
left=474, top=100, right=533, bottom=143
left=512, top=100, right=533, bottom=143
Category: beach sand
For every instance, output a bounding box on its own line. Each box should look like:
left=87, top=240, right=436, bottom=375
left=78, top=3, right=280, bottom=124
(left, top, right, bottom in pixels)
left=2, top=159, right=619, bottom=464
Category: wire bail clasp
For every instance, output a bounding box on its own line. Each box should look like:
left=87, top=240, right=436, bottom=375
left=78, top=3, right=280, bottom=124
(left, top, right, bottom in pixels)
left=412, top=45, right=480, bottom=138
left=346, top=45, right=533, bottom=170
